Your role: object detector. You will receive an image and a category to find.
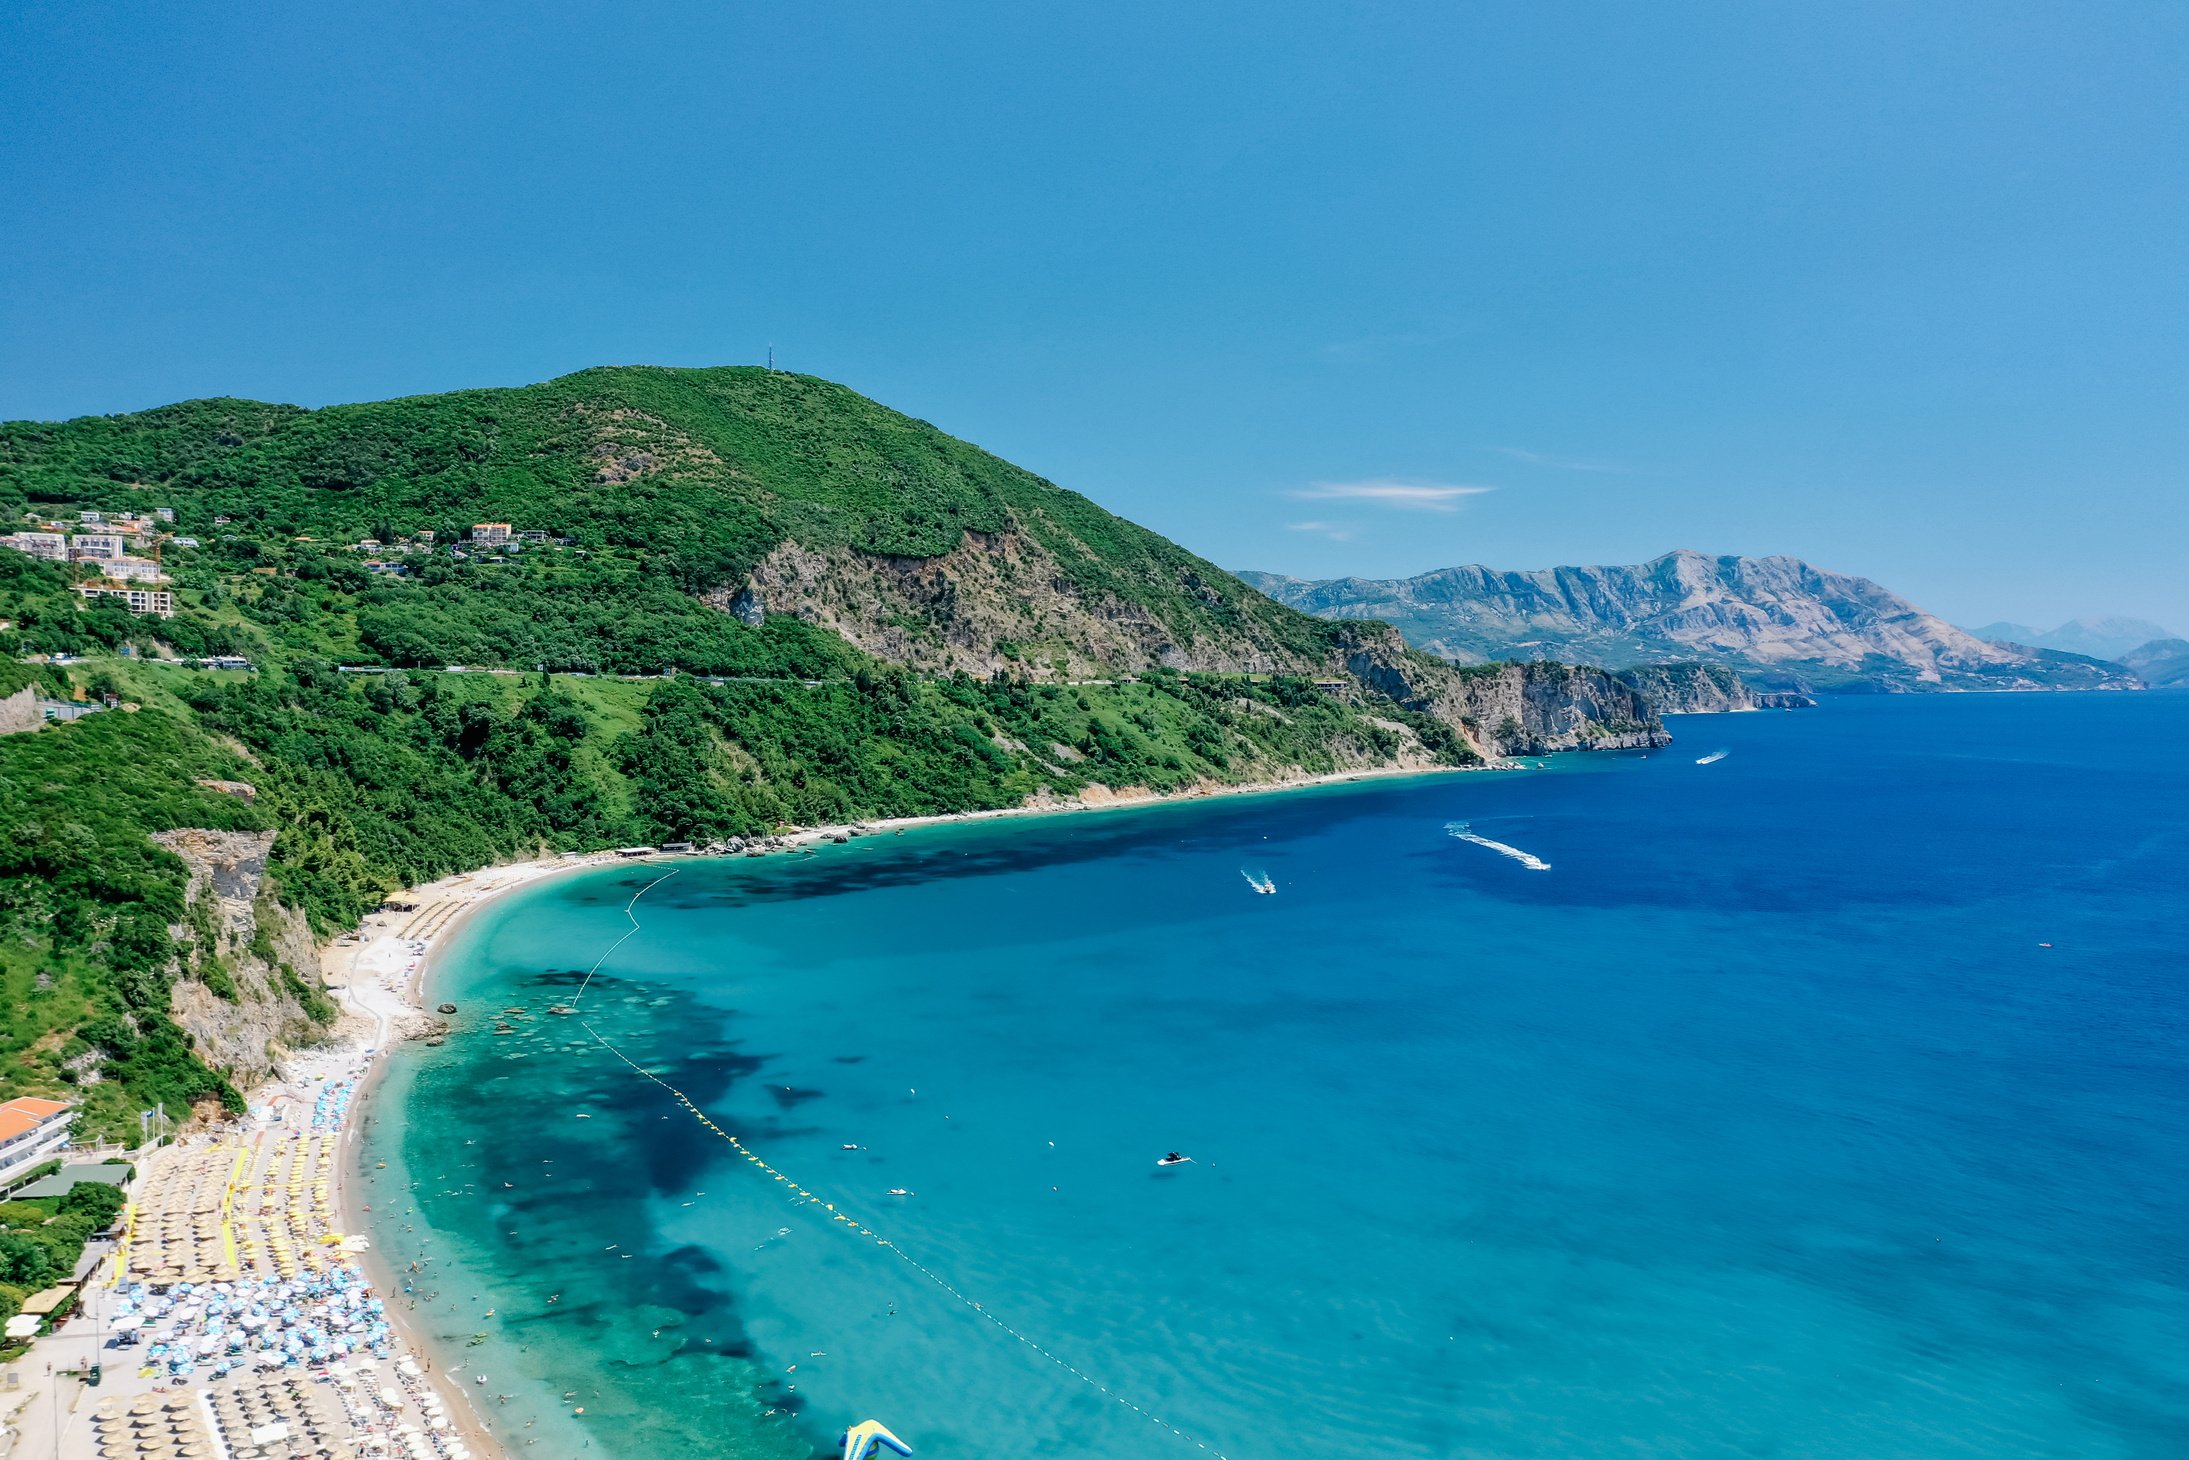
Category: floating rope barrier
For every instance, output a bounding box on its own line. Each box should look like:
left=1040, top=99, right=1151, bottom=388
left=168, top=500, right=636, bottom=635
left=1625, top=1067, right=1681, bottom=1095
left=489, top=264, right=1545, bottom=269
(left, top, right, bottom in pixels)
left=571, top=870, right=1231, bottom=1459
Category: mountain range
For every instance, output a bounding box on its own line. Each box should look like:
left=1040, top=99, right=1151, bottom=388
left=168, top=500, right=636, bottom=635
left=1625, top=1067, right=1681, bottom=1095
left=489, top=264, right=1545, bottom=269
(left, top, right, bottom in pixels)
left=2119, top=639, right=2189, bottom=690
left=1969, top=616, right=2177, bottom=663
left=1239, top=551, right=2142, bottom=694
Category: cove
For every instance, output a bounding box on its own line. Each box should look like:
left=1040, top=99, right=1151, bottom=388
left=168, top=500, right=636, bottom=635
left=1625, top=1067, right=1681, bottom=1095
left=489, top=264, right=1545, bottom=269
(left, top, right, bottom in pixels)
left=358, top=692, right=2189, bottom=1459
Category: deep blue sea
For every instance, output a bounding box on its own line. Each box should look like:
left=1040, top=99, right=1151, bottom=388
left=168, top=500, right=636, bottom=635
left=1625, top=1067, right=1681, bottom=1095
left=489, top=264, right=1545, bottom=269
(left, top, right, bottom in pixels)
left=358, top=693, right=2189, bottom=1459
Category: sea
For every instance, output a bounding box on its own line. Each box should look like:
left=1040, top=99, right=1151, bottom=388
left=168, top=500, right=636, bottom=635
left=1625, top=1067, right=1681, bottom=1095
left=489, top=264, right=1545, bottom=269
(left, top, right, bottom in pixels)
left=356, top=692, right=2189, bottom=1460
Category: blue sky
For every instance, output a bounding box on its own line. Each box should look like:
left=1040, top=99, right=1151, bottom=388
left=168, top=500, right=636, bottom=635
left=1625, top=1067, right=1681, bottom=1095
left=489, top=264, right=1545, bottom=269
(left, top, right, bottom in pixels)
left=3, top=2, right=2183, bottom=631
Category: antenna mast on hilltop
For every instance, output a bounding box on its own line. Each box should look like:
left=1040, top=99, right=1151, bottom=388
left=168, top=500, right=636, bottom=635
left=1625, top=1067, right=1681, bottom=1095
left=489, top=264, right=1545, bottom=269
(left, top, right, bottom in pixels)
left=767, top=344, right=775, bottom=371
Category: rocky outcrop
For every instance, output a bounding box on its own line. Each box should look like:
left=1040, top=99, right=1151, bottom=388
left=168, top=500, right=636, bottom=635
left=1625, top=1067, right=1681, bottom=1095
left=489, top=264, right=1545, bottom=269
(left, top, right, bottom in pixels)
left=0, top=684, right=39, bottom=735
left=1612, top=663, right=1816, bottom=714
left=725, top=530, right=1296, bottom=679
left=1331, top=624, right=1667, bottom=755
left=153, top=829, right=332, bottom=1089
left=697, top=517, right=1678, bottom=764
left=1242, top=551, right=2145, bottom=693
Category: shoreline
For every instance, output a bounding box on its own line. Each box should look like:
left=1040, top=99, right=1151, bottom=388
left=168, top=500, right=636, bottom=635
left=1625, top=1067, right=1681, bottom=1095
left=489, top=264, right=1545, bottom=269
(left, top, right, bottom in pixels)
left=316, top=760, right=1486, bottom=1458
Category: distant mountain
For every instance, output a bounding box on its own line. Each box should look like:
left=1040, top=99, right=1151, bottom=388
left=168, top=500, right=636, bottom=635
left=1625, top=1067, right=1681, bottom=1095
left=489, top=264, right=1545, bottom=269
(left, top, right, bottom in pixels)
left=1969, top=616, right=2176, bottom=662
left=1238, top=551, right=2142, bottom=693
left=2120, top=638, right=2189, bottom=690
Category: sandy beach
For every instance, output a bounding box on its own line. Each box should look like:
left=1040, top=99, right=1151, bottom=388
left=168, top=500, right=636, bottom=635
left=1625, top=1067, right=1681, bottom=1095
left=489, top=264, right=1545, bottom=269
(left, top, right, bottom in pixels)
left=0, top=761, right=1480, bottom=1460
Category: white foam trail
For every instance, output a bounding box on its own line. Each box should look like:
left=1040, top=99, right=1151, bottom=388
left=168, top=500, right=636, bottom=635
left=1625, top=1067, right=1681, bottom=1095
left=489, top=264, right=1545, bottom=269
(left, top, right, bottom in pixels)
left=1695, top=749, right=1730, bottom=765
left=1444, top=822, right=1551, bottom=871
left=1240, top=868, right=1276, bottom=894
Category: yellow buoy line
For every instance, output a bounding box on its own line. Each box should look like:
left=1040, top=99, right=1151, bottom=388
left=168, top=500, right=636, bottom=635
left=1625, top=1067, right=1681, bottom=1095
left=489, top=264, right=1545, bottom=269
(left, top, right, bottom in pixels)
left=571, top=871, right=1232, bottom=1460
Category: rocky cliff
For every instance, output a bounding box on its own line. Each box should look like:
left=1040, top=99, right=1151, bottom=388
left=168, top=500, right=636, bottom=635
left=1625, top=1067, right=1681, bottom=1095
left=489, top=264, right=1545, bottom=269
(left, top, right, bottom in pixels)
left=1613, top=663, right=1817, bottom=714
left=1329, top=623, right=1666, bottom=754
left=0, top=683, right=37, bottom=735
left=1241, top=551, right=2143, bottom=693
left=731, top=529, right=1298, bottom=679
left=153, top=828, right=333, bottom=1093
left=726, top=529, right=1668, bottom=756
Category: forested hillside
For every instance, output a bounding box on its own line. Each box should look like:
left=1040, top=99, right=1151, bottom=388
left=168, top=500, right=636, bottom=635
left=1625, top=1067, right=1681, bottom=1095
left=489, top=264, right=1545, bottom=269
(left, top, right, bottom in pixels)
left=3, top=367, right=1670, bottom=1137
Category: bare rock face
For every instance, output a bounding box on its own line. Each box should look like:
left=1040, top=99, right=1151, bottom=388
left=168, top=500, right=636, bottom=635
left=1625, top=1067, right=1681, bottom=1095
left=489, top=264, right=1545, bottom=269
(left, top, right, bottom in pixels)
left=0, top=684, right=40, bottom=736
left=700, top=526, right=1670, bottom=765
left=1332, top=622, right=1667, bottom=757
left=153, top=828, right=332, bottom=1088
left=727, top=530, right=1291, bottom=679
left=1605, top=663, right=1820, bottom=713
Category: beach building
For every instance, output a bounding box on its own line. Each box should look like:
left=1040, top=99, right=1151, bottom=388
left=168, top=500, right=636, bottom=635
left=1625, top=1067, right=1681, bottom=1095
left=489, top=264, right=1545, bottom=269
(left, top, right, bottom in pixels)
left=77, top=584, right=176, bottom=617
left=0, top=1096, right=74, bottom=1187
left=1, top=530, right=68, bottom=560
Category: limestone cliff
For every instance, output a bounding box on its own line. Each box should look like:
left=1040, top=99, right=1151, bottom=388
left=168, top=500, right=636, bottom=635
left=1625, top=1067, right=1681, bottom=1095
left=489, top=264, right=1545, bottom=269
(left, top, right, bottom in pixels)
left=153, top=828, right=333, bottom=1090
left=1613, top=663, right=1817, bottom=714
left=1331, top=624, right=1668, bottom=756
left=721, top=532, right=1669, bottom=758
left=731, top=530, right=1294, bottom=679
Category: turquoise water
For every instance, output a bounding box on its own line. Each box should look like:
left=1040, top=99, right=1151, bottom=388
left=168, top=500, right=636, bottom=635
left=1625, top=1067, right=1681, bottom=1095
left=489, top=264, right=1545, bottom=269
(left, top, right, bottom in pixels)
left=359, top=693, right=2189, bottom=1459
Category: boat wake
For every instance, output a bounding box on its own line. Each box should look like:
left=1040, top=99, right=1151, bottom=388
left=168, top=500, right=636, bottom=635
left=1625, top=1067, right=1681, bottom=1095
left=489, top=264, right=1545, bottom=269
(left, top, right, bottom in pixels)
left=1240, top=869, right=1277, bottom=895
left=1444, top=822, right=1551, bottom=871
left=1695, top=749, right=1730, bottom=765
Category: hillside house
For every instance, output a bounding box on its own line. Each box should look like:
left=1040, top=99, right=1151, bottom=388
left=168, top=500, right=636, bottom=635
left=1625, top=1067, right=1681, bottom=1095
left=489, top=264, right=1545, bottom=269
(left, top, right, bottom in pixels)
left=470, top=522, right=513, bottom=544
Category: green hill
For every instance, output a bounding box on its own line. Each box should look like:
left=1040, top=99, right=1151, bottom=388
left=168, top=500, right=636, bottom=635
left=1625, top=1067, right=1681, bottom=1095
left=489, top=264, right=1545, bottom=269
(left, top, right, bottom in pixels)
left=0, top=367, right=1661, bottom=1137
left=3, top=366, right=1338, bottom=679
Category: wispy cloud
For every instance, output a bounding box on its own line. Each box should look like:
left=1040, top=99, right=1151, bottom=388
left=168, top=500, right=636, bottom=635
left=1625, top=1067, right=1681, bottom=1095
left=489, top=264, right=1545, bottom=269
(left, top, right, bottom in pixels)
left=1285, top=520, right=1354, bottom=541
left=1493, top=446, right=1629, bottom=474
left=1289, top=479, right=1496, bottom=512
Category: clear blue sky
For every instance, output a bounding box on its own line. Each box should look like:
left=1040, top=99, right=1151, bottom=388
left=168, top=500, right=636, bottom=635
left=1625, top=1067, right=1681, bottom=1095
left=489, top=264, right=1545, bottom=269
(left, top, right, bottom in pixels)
left=4, top=2, right=2183, bottom=631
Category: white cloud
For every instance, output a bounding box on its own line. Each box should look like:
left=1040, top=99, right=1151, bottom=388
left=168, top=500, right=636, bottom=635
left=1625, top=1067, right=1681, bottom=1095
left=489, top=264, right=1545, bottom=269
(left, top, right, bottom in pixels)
left=1289, top=479, right=1495, bottom=511
left=1286, top=520, right=1354, bottom=541
left=1493, top=446, right=1628, bottom=474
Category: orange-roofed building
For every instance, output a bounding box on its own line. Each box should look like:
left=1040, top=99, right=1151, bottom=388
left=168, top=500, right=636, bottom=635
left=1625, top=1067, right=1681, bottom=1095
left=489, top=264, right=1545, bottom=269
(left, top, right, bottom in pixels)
left=0, top=1097, right=75, bottom=1187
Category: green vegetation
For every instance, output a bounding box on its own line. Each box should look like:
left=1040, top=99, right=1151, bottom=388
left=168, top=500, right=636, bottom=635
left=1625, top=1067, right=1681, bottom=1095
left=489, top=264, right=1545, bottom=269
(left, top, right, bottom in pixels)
left=1, top=367, right=1503, bottom=1141
left=0, top=1180, right=128, bottom=1330
left=0, top=366, right=1332, bottom=670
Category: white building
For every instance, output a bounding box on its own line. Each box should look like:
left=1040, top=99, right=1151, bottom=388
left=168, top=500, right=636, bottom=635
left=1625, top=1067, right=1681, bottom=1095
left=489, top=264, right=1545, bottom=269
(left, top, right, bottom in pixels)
left=105, top=556, right=166, bottom=582
left=0, top=1098, right=74, bottom=1189
left=69, top=533, right=126, bottom=561
left=77, top=584, right=175, bottom=618
left=2, top=532, right=67, bottom=561
left=470, top=522, right=513, bottom=545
